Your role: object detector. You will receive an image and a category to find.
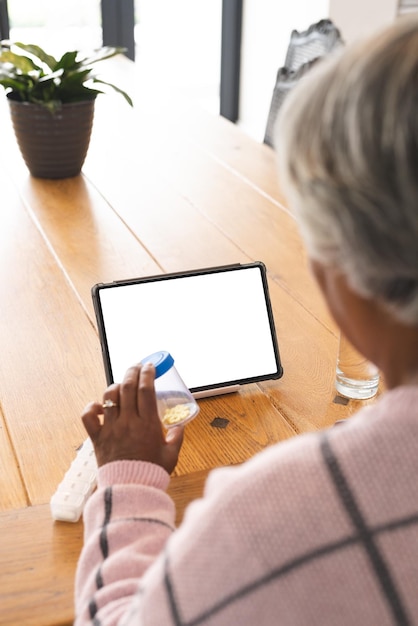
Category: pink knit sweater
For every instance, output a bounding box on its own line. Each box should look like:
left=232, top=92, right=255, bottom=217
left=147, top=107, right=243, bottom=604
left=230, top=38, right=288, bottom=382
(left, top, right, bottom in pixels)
left=75, top=386, right=418, bottom=625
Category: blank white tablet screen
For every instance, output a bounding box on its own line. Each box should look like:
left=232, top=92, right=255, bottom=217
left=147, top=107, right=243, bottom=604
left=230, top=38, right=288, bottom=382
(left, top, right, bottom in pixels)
left=96, top=265, right=280, bottom=390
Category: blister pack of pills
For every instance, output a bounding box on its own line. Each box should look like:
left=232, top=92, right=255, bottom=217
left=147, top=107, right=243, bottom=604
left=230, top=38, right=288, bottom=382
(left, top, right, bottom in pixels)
left=50, top=438, right=98, bottom=522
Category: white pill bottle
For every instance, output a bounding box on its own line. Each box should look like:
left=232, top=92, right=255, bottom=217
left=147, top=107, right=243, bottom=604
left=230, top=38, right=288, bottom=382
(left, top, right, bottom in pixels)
left=140, top=350, right=200, bottom=428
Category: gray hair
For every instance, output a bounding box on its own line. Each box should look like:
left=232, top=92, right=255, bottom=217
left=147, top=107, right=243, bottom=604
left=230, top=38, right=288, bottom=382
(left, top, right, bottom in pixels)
left=275, top=16, right=418, bottom=326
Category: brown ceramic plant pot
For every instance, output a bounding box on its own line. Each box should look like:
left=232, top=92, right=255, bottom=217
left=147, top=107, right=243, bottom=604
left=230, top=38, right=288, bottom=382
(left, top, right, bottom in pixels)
left=7, top=95, right=96, bottom=179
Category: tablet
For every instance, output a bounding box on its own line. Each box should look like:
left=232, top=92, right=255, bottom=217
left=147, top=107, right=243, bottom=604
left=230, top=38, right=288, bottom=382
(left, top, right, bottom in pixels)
left=92, top=262, right=283, bottom=397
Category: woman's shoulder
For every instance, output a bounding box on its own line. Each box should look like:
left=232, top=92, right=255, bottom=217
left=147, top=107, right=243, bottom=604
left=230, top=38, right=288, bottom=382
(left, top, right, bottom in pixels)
left=201, top=385, right=418, bottom=517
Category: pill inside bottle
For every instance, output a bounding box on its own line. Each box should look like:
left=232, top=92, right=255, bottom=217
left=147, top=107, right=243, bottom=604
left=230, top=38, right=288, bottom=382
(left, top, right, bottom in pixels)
left=140, top=351, right=200, bottom=428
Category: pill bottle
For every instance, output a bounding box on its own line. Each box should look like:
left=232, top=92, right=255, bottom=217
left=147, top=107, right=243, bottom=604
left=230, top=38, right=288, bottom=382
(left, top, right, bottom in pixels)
left=140, top=351, right=199, bottom=428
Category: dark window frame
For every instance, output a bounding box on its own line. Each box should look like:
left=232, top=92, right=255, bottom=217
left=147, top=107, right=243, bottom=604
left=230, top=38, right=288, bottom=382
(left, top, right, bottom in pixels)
left=220, top=0, right=243, bottom=122
left=101, top=0, right=135, bottom=61
left=0, top=0, right=10, bottom=39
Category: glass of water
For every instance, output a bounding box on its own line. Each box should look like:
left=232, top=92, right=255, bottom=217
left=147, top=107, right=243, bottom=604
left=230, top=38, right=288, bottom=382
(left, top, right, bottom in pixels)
left=335, top=332, right=380, bottom=400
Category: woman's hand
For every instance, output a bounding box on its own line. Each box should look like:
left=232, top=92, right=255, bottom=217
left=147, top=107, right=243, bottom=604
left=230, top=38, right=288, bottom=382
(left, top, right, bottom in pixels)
left=81, top=363, right=184, bottom=473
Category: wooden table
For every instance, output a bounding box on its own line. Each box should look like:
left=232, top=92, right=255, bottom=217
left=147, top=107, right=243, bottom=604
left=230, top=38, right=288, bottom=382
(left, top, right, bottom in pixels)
left=0, top=57, right=380, bottom=626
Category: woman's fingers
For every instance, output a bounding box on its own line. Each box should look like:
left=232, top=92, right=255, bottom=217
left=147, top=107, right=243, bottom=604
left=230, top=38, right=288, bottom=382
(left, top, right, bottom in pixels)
left=119, top=365, right=141, bottom=418
left=81, top=402, right=103, bottom=440
left=137, top=363, right=159, bottom=422
left=166, top=424, right=184, bottom=453
left=102, top=383, right=120, bottom=420
left=158, top=426, right=185, bottom=474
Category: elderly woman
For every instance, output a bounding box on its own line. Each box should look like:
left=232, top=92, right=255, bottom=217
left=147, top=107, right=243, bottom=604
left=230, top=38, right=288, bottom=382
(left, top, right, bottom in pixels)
left=75, top=17, right=418, bottom=626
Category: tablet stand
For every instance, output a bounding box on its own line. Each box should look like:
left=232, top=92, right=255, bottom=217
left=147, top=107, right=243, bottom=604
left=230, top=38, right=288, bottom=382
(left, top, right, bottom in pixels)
left=193, top=385, right=240, bottom=399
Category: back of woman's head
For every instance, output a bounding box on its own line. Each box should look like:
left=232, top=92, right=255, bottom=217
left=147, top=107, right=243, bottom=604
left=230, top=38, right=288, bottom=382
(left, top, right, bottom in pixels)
left=275, top=16, right=418, bottom=326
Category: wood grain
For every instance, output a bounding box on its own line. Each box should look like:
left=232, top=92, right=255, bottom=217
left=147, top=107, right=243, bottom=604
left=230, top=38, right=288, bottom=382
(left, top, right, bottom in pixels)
left=0, top=504, right=82, bottom=626
left=83, top=96, right=334, bottom=333
left=0, top=173, right=108, bottom=508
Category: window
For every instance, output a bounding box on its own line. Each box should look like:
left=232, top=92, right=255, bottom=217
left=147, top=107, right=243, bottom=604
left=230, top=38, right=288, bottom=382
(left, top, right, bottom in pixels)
left=8, top=0, right=102, bottom=53
left=6, top=0, right=221, bottom=114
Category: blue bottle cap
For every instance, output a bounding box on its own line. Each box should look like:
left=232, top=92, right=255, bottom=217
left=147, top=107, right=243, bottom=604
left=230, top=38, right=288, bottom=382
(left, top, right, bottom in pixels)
left=140, top=351, right=174, bottom=378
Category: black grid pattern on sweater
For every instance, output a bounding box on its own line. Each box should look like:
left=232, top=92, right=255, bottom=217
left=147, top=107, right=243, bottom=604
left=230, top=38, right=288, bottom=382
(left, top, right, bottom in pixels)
left=163, top=433, right=416, bottom=626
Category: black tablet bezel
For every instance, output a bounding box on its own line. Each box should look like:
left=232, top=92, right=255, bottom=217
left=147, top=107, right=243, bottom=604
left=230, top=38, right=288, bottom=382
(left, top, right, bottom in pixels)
left=91, top=262, right=283, bottom=395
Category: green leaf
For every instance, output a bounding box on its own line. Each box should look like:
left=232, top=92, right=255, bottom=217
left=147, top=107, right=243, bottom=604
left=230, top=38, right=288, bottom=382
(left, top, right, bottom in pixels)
left=13, top=42, right=58, bottom=70
left=58, top=70, right=91, bottom=93
left=0, top=66, right=27, bottom=82
left=0, top=67, right=33, bottom=95
left=0, top=75, right=27, bottom=94
left=60, top=87, right=101, bottom=103
left=92, top=78, right=133, bottom=107
left=37, top=68, right=63, bottom=83
left=0, top=50, right=41, bottom=74
left=55, top=51, right=80, bottom=71
left=62, top=68, right=92, bottom=85
left=77, top=46, right=127, bottom=68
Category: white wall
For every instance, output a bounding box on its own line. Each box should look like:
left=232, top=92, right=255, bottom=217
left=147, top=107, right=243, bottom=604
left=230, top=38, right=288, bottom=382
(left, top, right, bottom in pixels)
left=329, top=0, right=398, bottom=43
left=238, top=0, right=330, bottom=141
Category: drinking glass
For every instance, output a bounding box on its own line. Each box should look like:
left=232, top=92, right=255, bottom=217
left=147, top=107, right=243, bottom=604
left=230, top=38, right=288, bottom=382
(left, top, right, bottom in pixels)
left=335, top=332, right=379, bottom=400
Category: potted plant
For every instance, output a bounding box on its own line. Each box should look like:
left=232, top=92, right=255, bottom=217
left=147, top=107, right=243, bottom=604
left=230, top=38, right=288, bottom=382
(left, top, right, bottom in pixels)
left=0, top=41, right=133, bottom=178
